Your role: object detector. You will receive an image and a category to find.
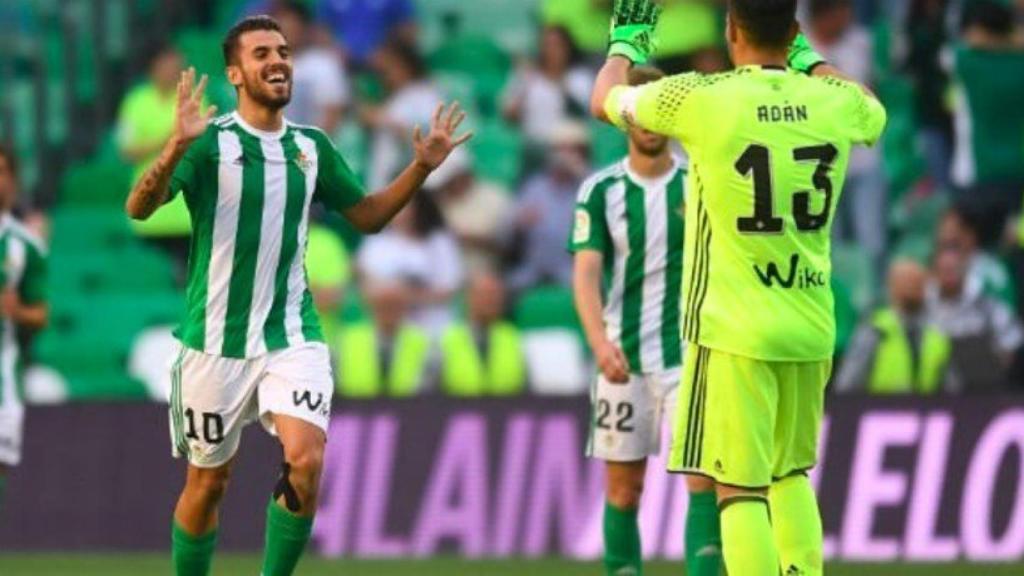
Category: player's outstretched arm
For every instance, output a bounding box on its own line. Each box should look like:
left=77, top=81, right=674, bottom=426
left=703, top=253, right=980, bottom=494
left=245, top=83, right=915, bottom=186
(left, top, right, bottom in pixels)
left=574, top=252, right=630, bottom=383
left=789, top=33, right=876, bottom=96
left=590, top=0, right=662, bottom=124
left=126, top=68, right=217, bottom=220
left=343, top=102, right=472, bottom=234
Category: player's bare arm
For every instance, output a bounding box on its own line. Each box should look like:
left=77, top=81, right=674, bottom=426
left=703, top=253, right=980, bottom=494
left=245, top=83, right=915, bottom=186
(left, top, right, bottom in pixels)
left=0, top=289, right=46, bottom=330
left=342, top=101, right=472, bottom=234
left=573, top=250, right=630, bottom=383
left=125, top=67, right=217, bottom=220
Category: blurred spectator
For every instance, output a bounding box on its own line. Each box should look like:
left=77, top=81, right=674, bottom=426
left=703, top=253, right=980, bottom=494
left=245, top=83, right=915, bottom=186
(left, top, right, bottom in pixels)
left=808, top=0, right=887, bottom=270
left=507, top=121, right=591, bottom=293
left=426, top=149, right=512, bottom=276
left=928, top=218, right=1024, bottom=392
left=364, top=39, right=443, bottom=190
left=904, top=0, right=955, bottom=191
left=357, top=192, right=463, bottom=337
left=317, top=0, right=417, bottom=65
left=502, top=26, right=594, bottom=147
left=440, top=274, right=526, bottom=396
left=655, top=0, right=728, bottom=73
left=950, top=0, right=1024, bottom=230
left=116, top=43, right=191, bottom=269
left=273, top=1, right=350, bottom=133
left=306, top=223, right=351, bottom=351
left=337, top=279, right=433, bottom=397
left=938, top=207, right=1016, bottom=307
left=835, top=260, right=953, bottom=394
left=540, top=0, right=612, bottom=56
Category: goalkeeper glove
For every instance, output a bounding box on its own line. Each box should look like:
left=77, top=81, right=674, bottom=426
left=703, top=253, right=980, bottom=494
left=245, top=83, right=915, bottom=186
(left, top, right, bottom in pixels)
left=608, top=0, right=663, bottom=65
left=788, top=33, right=827, bottom=74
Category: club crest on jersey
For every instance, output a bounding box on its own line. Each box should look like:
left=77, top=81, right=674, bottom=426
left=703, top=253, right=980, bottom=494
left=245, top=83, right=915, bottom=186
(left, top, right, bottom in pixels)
left=294, top=151, right=313, bottom=172
left=573, top=209, right=591, bottom=244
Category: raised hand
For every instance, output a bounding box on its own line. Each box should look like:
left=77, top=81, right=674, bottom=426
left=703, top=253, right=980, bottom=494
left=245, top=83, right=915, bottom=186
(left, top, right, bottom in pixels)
left=413, top=102, right=474, bottom=171
left=609, top=0, right=663, bottom=65
left=174, top=67, right=218, bottom=144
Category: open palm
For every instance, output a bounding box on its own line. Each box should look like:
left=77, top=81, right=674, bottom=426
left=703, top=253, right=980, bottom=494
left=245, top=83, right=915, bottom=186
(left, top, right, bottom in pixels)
left=174, top=67, right=217, bottom=143
left=413, top=102, right=473, bottom=170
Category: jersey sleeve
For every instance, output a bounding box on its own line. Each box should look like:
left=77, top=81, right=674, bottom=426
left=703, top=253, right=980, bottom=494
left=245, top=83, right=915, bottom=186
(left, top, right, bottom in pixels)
left=568, top=177, right=609, bottom=254
left=312, top=131, right=366, bottom=211
left=168, top=132, right=213, bottom=204
left=603, top=73, right=707, bottom=147
left=849, top=88, right=888, bottom=147
left=19, top=241, right=47, bottom=305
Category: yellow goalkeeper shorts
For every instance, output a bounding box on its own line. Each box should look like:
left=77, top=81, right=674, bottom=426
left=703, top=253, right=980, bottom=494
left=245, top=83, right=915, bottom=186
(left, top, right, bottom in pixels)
left=667, top=345, right=831, bottom=488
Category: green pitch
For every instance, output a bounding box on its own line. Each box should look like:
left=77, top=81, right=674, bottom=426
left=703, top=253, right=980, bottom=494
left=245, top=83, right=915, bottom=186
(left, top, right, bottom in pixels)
left=1, top=555, right=1022, bottom=576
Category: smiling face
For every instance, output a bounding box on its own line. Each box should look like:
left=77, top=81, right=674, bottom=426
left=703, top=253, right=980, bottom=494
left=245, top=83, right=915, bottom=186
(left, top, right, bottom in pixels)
left=227, top=29, right=293, bottom=110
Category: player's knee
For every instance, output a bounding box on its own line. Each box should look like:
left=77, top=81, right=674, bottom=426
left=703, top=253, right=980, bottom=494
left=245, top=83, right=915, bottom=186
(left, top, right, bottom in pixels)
left=686, top=473, right=716, bottom=493
left=284, top=446, right=324, bottom=498
left=186, top=466, right=232, bottom=504
left=607, top=475, right=645, bottom=509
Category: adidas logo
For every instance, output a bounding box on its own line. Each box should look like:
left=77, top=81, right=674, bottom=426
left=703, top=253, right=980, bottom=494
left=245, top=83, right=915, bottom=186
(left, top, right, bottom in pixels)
left=695, top=544, right=721, bottom=557
left=785, top=564, right=804, bottom=575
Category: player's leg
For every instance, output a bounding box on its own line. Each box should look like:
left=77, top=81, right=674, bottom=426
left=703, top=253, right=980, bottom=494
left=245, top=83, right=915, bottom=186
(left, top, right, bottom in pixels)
left=684, top=474, right=722, bottom=576
left=0, top=403, right=25, bottom=515
left=589, top=373, right=656, bottom=575
left=669, top=346, right=779, bottom=576
left=768, top=361, right=831, bottom=576
left=604, top=460, right=646, bottom=576
left=168, top=347, right=253, bottom=576
left=257, top=343, right=334, bottom=576
left=260, top=413, right=325, bottom=576
left=172, top=461, right=233, bottom=576
left=0, top=465, right=8, bottom=513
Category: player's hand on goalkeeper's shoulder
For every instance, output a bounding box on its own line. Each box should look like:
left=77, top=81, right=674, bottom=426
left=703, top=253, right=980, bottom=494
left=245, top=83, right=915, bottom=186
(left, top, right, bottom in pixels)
left=608, top=0, right=664, bottom=65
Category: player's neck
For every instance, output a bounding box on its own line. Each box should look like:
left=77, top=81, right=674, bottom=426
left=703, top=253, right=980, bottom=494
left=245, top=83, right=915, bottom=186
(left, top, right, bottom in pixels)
left=237, top=99, right=285, bottom=133
left=731, top=45, right=788, bottom=69
left=628, top=152, right=674, bottom=180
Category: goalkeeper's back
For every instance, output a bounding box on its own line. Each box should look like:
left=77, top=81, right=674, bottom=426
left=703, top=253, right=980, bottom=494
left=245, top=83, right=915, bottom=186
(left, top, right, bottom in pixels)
left=606, top=66, right=886, bottom=362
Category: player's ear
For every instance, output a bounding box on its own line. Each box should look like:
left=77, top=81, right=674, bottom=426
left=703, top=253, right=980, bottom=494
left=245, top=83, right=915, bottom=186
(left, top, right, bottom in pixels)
left=225, top=64, right=243, bottom=89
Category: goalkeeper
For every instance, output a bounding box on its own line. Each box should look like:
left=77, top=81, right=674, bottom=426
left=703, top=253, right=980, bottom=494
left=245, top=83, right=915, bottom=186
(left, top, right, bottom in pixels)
left=591, top=1, right=887, bottom=575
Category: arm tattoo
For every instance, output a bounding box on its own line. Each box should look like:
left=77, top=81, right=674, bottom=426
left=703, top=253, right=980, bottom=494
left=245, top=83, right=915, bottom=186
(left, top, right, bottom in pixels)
left=126, top=139, right=187, bottom=220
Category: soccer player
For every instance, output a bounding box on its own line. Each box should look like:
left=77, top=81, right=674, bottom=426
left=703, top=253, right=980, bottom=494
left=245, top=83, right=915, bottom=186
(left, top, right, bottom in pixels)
left=0, top=145, right=49, bottom=514
left=571, top=66, right=721, bottom=576
left=590, top=1, right=887, bottom=575
left=124, top=16, right=470, bottom=576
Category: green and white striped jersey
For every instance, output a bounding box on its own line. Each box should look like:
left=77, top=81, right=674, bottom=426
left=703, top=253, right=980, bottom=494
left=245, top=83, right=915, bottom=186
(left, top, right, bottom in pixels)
left=569, top=158, right=687, bottom=374
left=169, top=112, right=365, bottom=359
left=0, top=214, right=47, bottom=408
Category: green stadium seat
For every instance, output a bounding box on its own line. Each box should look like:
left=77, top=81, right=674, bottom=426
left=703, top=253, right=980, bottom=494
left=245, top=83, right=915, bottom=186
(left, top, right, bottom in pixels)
left=832, top=243, right=877, bottom=314
left=58, top=159, right=134, bottom=207
left=175, top=27, right=236, bottom=110
left=471, top=119, right=523, bottom=188
left=50, top=246, right=176, bottom=295
left=514, top=285, right=582, bottom=335
left=50, top=207, right=135, bottom=253
left=590, top=120, right=629, bottom=169
left=429, top=35, right=510, bottom=116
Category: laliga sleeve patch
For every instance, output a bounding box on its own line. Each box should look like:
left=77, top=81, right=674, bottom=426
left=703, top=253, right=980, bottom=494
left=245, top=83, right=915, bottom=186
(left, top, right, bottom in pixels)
left=574, top=209, right=592, bottom=244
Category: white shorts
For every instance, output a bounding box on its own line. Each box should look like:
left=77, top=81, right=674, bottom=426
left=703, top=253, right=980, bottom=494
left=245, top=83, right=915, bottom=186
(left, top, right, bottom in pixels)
left=587, top=368, right=680, bottom=462
left=168, top=342, right=334, bottom=468
left=0, top=406, right=24, bottom=467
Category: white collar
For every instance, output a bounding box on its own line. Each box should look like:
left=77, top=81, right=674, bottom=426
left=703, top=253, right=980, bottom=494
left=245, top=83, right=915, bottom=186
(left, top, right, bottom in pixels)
left=231, top=111, right=288, bottom=139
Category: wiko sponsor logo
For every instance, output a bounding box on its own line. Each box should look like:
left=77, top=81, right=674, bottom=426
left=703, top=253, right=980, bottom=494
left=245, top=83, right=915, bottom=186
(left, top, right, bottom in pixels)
left=754, top=253, right=826, bottom=289
left=293, top=390, right=327, bottom=415
left=311, top=406, right=1024, bottom=562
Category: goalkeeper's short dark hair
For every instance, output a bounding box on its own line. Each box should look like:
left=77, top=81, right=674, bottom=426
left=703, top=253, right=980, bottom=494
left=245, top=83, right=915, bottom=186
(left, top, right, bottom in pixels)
left=729, top=0, right=799, bottom=50
left=223, top=15, right=284, bottom=66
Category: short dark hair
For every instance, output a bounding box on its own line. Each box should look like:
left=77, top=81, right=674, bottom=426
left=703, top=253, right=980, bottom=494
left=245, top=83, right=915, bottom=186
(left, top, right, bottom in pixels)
left=222, top=15, right=284, bottom=66
left=961, top=0, right=1014, bottom=37
left=729, top=0, right=799, bottom=49
left=0, top=144, right=19, bottom=179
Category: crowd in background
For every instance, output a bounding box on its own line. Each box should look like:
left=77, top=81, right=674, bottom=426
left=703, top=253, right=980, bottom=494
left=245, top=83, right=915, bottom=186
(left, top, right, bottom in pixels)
left=85, top=0, right=1024, bottom=396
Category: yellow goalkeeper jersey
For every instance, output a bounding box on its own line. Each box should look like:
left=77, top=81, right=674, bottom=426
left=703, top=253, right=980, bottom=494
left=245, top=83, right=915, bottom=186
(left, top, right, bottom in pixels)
left=605, top=65, right=887, bottom=361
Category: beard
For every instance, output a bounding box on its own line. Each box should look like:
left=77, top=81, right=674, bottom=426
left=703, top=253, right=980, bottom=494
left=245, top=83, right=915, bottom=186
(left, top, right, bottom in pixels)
left=242, top=69, right=292, bottom=110
left=634, top=138, right=669, bottom=157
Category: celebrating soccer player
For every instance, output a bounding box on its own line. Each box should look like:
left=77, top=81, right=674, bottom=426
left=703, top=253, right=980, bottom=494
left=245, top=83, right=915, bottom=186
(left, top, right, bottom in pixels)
left=571, top=66, right=722, bottom=576
left=124, top=16, right=471, bottom=576
left=591, top=1, right=887, bottom=575
left=0, top=145, right=48, bottom=517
